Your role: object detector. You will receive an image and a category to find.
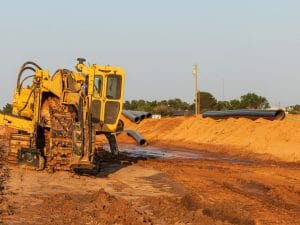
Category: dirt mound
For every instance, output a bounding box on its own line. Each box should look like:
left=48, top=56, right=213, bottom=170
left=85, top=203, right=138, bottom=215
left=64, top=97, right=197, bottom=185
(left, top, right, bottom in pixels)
left=6, top=189, right=152, bottom=225
left=1, top=165, right=226, bottom=225
left=121, top=115, right=300, bottom=162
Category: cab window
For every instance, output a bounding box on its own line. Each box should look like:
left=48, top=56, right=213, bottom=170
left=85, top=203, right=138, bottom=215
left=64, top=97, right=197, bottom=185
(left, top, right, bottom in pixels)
left=94, top=75, right=103, bottom=97
left=106, top=75, right=122, bottom=99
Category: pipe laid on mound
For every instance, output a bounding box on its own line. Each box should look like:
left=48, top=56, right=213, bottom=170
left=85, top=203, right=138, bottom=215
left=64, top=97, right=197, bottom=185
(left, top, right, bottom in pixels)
left=130, top=110, right=152, bottom=119
left=135, top=111, right=152, bottom=118
left=122, top=110, right=152, bottom=124
left=122, top=110, right=141, bottom=123
left=130, top=111, right=145, bottom=120
left=202, top=109, right=285, bottom=120
left=123, top=129, right=147, bottom=145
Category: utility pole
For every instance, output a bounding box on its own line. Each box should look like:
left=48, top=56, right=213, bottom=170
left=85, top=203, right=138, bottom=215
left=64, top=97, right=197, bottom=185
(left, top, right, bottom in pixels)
left=193, top=64, right=199, bottom=115
left=222, top=78, right=224, bottom=101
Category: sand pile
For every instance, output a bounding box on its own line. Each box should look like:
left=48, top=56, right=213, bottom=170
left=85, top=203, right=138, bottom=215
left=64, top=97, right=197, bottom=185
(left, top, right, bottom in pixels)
left=1, top=116, right=298, bottom=162
left=120, top=115, right=300, bottom=162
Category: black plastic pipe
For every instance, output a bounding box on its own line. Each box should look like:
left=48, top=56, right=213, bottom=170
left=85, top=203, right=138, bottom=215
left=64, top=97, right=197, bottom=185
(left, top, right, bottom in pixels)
left=130, top=111, right=146, bottom=120
left=122, top=110, right=141, bottom=123
left=202, top=109, right=285, bottom=120
left=132, top=110, right=152, bottom=119
left=122, top=110, right=152, bottom=124
left=124, top=129, right=147, bottom=145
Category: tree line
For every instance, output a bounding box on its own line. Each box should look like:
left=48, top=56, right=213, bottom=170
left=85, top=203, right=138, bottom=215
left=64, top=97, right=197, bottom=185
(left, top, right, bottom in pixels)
left=124, top=92, right=271, bottom=116
left=1, top=92, right=299, bottom=116
left=288, top=105, right=300, bottom=114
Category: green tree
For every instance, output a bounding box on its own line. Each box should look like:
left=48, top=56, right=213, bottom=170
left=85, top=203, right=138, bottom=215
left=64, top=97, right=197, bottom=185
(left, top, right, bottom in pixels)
left=135, top=99, right=147, bottom=111
left=228, top=99, right=241, bottom=110
left=123, top=100, right=131, bottom=110
left=149, top=100, right=158, bottom=108
left=130, top=100, right=138, bottom=110
left=123, top=98, right=191, bottom=116
left=287, top=105, right=300, bottom=114
left=0, top=103, right=13, bottom=114
left=152, top=104, right=175, bottom=116
left=216, top=101, right=231, bottom=110
left=240, top=92, right=270, bottom=109
left=167, top=98, right=189, bottom=110
left=197, top=91, right=218, bottom=112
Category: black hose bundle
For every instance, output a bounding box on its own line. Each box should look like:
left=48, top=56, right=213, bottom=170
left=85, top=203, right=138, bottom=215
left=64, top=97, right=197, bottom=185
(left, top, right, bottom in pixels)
left=17, top=61, right=43, bottom=93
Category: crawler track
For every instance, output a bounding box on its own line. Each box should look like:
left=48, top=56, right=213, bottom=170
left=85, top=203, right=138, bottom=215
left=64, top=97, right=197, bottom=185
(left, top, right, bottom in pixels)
left=45, top=98, right=75, bottom=171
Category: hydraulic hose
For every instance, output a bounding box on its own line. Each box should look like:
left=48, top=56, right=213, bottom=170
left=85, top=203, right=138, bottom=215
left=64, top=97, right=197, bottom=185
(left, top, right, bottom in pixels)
left=17, top=61, right=42, bottom=92
left=19, top=75, right=35, bottom=92
left=20, top=61, right=42, bottom=70
left=17, top=66, right=36, bottom=91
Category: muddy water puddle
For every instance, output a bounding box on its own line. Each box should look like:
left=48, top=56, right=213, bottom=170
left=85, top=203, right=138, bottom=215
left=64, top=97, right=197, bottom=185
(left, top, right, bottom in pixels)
left=105, top=144, right=255, bottom=166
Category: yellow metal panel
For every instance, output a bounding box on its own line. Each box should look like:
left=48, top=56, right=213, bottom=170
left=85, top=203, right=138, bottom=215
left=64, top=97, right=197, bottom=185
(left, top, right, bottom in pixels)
left=12, top=88, right=34, bottom=118
left=0, top=114, right=34, bottom=133
left=63, top=92, right=81, bottom=105
left=36, top=69, right=49, bottom=80
left=42, top=72, right=63, bottom=98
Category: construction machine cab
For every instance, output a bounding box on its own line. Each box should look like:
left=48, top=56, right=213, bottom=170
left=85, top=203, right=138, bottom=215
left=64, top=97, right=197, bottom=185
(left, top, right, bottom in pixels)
left=75, top=58, right=125, bottom=133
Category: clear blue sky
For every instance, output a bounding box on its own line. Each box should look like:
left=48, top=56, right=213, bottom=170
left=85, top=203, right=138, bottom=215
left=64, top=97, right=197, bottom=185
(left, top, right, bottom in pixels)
left=0, top=0, right=299, bottom=107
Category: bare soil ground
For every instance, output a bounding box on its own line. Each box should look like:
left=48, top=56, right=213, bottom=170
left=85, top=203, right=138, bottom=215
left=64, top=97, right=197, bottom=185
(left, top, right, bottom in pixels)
left=1, top=144, right=299, bottom=225
left=137, top=157, right=300, bottom=225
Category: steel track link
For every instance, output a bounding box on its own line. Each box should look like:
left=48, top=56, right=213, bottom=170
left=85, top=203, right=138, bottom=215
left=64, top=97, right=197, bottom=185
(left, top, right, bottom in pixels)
left=46, top=98, right=75, bottom=171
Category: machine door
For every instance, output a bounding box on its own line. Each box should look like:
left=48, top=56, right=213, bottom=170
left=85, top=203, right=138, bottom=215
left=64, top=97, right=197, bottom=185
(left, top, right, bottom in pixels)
left=91, top=73, right=123, bottom=130
left=91, top=75, right=103, bottom=123
left=104, top=74, right=122, bottom=125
